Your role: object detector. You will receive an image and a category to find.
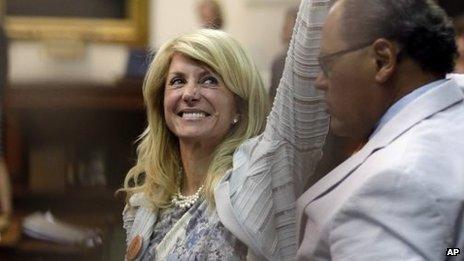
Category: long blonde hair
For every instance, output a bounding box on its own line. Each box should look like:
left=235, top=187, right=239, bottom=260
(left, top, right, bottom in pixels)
left=121, top=29, right=269, bottom=208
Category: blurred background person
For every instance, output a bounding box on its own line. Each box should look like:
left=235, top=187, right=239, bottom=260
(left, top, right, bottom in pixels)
left=0, top=2, right=11, bottom=227
left=454, top=17, right=464, bottom=72
left=197, top=0, right=224, bottom=30
left=269, top=6, right=297, bottom=104
left=438, top=0, right=464, bottom=73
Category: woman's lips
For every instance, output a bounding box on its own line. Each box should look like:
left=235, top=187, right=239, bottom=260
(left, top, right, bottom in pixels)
left=181, top=112, right=207, bottom=119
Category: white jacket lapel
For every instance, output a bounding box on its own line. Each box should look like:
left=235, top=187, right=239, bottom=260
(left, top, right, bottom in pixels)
left=297, top=79, right=464, bottom=238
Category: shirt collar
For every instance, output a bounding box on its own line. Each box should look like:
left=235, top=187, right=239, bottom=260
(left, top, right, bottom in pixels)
left=370, top=78, right=448, bottom=139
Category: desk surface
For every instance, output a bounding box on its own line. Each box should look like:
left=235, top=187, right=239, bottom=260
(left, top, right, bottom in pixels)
left=0, top=212, right=114, bottom=260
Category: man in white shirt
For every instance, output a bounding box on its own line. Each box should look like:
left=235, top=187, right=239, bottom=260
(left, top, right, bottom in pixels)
left=297, top=0, right=464, bottom=260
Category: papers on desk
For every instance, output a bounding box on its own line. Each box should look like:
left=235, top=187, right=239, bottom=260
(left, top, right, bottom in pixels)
left=22, top=211, right=102, bottom=248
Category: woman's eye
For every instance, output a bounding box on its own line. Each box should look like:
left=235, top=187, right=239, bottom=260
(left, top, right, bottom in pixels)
left=169, top=77, right=185, bottom=86
left=201, top=76, right=218, bottom=85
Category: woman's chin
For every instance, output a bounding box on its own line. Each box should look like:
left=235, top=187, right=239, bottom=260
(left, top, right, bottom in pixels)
left=176, top=131, right=226, bottom=149
left=176, top=132, right=209, bottom=143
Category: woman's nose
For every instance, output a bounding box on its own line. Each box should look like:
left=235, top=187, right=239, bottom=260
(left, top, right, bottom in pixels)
left=182, top=83, right=200, bottom=103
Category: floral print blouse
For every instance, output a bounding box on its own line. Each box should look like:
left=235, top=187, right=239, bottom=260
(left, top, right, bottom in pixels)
left=139, top=200, right=247, bottom=260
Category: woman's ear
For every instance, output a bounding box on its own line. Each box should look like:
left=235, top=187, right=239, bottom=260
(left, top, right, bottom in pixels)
left=232, top=114, right=240, bottom=125
left=372, top=38, right=399, bottom=83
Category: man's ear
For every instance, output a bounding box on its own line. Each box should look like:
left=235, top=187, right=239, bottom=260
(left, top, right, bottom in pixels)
left=372, top=38, right=399, bottom=83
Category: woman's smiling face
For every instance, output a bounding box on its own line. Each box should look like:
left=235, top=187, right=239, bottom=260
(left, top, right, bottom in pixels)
left=163, top=53, right=238, bottom=147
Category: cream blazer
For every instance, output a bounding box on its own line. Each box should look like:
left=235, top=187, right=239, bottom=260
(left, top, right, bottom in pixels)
left=297, top=77, right=464, bottom=260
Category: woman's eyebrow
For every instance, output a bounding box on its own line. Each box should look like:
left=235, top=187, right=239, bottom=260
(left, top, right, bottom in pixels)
left=167, top=71, right=185, bottom=77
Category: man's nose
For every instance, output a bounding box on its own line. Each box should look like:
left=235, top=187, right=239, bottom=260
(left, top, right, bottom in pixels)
left=182, top=82, right=200, bottom=103
left=314, top=72, right=328, bottom=91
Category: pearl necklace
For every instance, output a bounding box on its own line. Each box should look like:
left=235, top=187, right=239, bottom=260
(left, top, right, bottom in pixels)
left=171, top=184, right=204, bottom=208
left=171, top=167, right=204, bottom=208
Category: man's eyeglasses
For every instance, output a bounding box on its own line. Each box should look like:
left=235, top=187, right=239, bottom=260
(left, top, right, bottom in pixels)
left=318, top=41, right=373, bottom=77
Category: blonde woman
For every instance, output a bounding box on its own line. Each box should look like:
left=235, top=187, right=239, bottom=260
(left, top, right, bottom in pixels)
left=122, top=0, right=330, bottom=259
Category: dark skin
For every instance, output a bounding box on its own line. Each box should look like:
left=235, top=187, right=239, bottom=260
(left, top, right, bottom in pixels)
left=309, top=0, right=445, bottom=185
left=308, top=131, right=362, bottom=189
left=315, top=0, right=442, bottom=141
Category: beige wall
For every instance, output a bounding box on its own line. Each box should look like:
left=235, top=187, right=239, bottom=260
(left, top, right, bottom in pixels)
left=9, top=0, right=299, bottom=87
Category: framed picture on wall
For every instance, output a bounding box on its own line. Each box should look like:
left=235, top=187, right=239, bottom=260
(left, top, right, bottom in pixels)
left=3, top=0, right=148, bottom=46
